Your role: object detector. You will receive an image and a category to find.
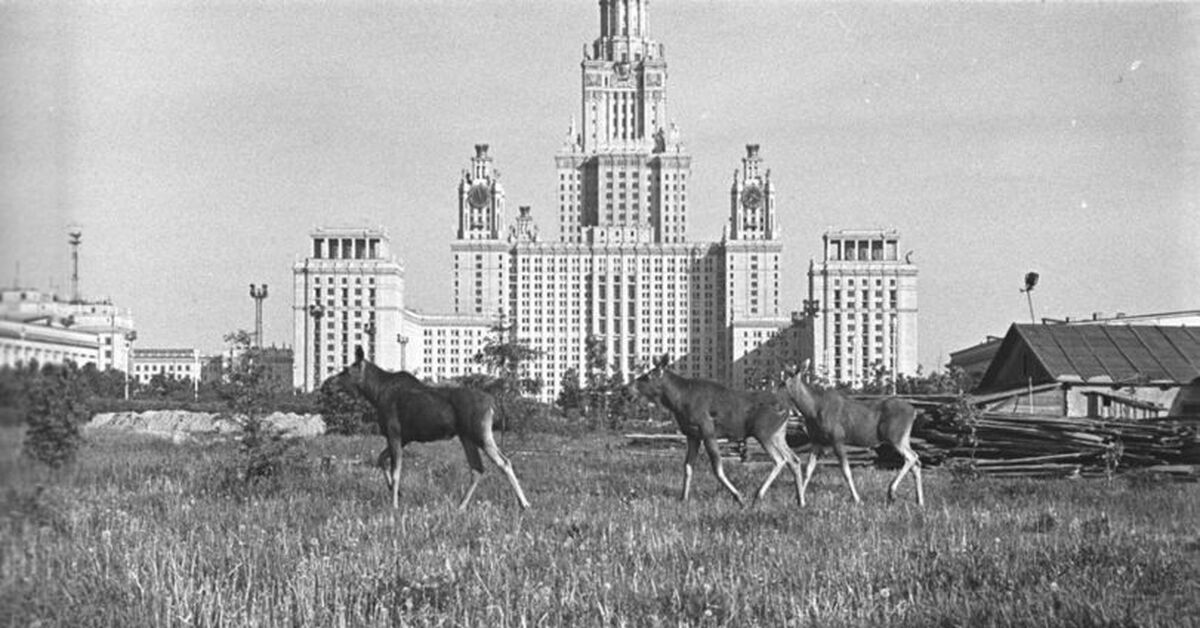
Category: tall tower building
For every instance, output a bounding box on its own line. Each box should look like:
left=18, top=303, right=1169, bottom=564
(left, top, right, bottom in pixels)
left=451, top=144, right=511, bottom=317
left=292, top=228, right=404, bottom=391
left=558, top=0, right=690, bottom=247
left=297, top=0, right=802, bottom=400
left=801, top=229, right=919, bottom=388
left=724, top=144, right=791, bottom=388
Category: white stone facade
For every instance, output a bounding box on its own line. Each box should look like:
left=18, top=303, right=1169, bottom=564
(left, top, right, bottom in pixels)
left=800, top=229, right=919, bottom=388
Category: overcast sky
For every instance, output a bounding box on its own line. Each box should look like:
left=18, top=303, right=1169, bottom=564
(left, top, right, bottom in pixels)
left=2, top=1, right=1197, bottom=371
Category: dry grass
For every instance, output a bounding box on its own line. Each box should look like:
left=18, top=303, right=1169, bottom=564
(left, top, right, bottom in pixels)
left=2, top=427, right=1199, bottom=626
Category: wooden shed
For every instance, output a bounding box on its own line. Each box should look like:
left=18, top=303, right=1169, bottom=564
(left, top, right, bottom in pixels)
left=971, top=324, right=1200, bottom=418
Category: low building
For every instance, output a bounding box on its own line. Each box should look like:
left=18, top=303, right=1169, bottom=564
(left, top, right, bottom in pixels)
left=0, top=319, right=100, bottom=368
left=972, top=323, right=1200, bottom=418
left=0, top=287, right=136, bottom=371
left=132, top=348, right=202, bottom=384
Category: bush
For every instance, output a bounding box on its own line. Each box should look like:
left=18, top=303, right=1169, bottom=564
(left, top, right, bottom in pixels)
left=18, top=363, right=91, bottom=468
left=317, top=384, right=376, bottom=435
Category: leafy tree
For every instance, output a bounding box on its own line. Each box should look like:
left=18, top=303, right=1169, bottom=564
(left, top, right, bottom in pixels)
left=216, top=329, right=307, bottom=486
left=473, top=322, right=543, bottom=433
left=582, top=335, right=609, bottom=418
left=556, top=367, right=583, bottom=411
left=317, top=380, right=376, bottom=435
left=77, top=363, right=126, bottom=400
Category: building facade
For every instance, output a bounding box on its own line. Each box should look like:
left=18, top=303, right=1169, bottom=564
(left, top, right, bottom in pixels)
left=291, top=228, right=406, bottom=390
left=797, top=229, right=919, bottom=388
left=132, top=348, right=201, bottom=384
left=0, top=288, right=136, bottom=372
left=291, top=0, right=801, bottom=398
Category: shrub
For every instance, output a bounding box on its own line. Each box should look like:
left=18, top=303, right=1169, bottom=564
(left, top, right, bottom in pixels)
left=317, top=383, right=376, bottom=435
left=18, top=363, right=91, bottom=468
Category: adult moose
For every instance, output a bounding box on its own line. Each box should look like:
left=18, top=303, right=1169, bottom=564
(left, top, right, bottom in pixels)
left=782, top=360, right=923, bottom=506
left=631, top=354, right=804, bottom=506
left=325, top=347, right=530, bottom=510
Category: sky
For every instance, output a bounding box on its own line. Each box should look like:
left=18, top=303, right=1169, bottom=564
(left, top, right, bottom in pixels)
left=1, top=1, right=1198, bottom=372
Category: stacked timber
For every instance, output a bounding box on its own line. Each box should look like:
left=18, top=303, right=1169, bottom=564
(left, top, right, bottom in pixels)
left=912, top=410, right=1200, bottom=479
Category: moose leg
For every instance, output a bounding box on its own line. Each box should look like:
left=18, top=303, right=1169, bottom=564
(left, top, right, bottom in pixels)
left=799, top=446, right=822, bottom=506
left=377, top=447, right=392, bottom=489
left=681, top=436, right=700, bottom=501
left=833, top=442, right=862, bottom=504
left=753, top=430, right=799, bottom=506
left=703, top=436, right=745, bottom=506
left=458, top=439, right=486, bottom=510
left=888, top=439, right=924, bottom=506
left=480, top=432, right=531, bottom=510
left=387, top=439, right=404, bottom=509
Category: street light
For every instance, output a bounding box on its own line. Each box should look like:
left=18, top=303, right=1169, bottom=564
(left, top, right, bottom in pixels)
left=397, top=334, right=409, bottom=371
left=249, top=284, right=268, bottom=348
left=124, top=330, right=138, bottom=400
left=1020, top=271, right=1039, bottom=324
left=308, top=303, right=325, bottom=390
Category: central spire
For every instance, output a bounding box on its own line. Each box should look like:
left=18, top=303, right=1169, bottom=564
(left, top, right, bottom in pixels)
left=578, top=0, right=670, bottom=154
left=598, top=0, right=651, bottom=49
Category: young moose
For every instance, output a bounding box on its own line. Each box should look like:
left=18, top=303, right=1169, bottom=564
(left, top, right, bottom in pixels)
left=782, top=361, right=924, bottom=506
left=326, top=347, right=530, bottom=510
left=631, top=354, right=804, bottom=506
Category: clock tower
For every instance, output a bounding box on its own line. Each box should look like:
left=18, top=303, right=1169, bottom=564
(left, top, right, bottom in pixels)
left=457, top=144, right=505, bottom=240
left=729, top=144, right=776, bottom=241
left=451, top=144, right=511, bottom=316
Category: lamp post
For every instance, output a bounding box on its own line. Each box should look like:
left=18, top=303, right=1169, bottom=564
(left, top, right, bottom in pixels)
left=124, top=330, right=137, bottom=400
left=364, top=321, right=376, bottom=362
left=308, top=303, right=325, bottom=390
left=249, top=284, right=268, bottom=348
left=397, top=334, right=409, bottom=371
left=1020, top=271, right=1039, bottom=324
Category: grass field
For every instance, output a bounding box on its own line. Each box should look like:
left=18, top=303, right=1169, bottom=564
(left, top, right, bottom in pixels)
left=2, top=427, right=1199, bottom=627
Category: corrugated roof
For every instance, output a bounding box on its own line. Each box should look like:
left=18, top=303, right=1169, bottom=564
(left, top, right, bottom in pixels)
left=1014, top=324, right=1200, bottom=384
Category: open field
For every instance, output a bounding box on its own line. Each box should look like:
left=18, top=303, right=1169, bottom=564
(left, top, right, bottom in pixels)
left=2, top=427, right=1199, bottom=627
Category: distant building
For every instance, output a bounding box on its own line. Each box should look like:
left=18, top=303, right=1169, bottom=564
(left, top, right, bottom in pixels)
left=132, top=348, right=201, bottom=384
left=256, top=345, right=294, bottom=393
left=972, top=323, right=1200, bottom=418
left=0, top=318, right=100, bottom=369
left=290, top=1, right=798, bottom=398
left=0, top=287, right=136, bottom=371
left=796, top=230, right=918, bottom=388
left=403, top=310, right=494, bottom=383
left=291, top=228, right=405, bottom=391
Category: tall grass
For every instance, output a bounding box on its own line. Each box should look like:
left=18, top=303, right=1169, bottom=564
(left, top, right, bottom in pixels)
left=2, top=428, right=1198, bottom=626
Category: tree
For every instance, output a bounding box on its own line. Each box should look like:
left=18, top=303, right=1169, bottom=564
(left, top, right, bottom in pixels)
left=216, top=329, right=306, bottom=485
left=556, top=367, right=583, bottom=411
left=582, top=335, right=609, bottom=418
left=19, top=362, right=91, bottom=468
left=473, top=322, right=543, bottom=433
left=317, top=380, right=376, bottom=435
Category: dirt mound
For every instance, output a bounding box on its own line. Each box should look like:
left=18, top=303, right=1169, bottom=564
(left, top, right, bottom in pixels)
left=87, top=411, right=325, bottom=440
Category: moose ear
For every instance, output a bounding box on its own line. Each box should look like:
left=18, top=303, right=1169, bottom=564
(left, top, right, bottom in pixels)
left=656, top=353, right=670, bottom=368
left=800, top=358, right=812, bottom=375
left=355, top=346, right=365, bottom=363
left=782, top=363, right=799, bottom=378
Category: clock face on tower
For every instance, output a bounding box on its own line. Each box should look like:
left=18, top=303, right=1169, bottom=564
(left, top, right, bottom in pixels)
left=467, top=183, right=491, bottom=209
left=741, top=184, right=763, bottom=210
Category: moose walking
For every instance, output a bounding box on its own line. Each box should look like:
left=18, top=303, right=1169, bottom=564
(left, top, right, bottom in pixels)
left=632, top=354, right=805, bottom=506
left=326, top=347, right=531, bottom=510
left=782, top=361, right=924, bottom=506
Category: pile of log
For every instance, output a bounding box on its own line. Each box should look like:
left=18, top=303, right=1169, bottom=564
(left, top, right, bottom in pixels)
left=624, top=411, right=1200, bottom=480
left=911, top=410, right=1200, bottom=479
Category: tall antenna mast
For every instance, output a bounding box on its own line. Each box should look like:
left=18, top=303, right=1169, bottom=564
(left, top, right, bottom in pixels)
left=68, top=228, right=83, bottom=303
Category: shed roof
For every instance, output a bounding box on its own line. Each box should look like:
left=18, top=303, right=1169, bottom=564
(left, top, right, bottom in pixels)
left=977, top=324, right=1200, bottom=391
